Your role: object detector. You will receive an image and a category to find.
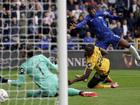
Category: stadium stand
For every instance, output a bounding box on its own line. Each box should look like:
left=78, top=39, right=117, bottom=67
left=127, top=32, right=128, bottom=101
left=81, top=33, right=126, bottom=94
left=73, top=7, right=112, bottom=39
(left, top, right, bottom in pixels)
left=0, top=0, right=140, bottom=50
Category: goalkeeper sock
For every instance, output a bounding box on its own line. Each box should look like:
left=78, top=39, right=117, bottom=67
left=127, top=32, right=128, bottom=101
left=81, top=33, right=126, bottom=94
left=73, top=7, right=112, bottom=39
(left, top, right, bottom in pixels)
left=0, top=76, right=8, bottom=83
left=68, top=88, right=81, bottom=96
left=129, top=45, right=140, bottom=60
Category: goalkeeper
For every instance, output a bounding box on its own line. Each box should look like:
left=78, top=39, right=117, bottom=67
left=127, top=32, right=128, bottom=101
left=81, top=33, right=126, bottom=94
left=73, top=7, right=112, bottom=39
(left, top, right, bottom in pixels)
left=0, top=47, right=97, bottom=97
left=69, top=44, right=119, bottom=88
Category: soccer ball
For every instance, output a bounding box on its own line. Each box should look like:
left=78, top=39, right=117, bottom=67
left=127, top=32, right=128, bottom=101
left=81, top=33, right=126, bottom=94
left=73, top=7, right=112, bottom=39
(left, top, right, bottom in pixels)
left=0, top=89, right=9, bottom=102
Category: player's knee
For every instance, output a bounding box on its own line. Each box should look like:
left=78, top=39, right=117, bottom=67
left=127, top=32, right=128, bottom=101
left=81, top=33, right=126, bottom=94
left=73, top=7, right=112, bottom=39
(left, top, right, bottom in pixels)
left=87, top=80, right=99, bottom=88
left=87, top=84, right=95, bottom=88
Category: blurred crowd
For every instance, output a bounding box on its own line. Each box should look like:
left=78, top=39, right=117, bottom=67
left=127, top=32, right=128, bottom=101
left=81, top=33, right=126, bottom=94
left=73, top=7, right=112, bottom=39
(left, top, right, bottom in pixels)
left=0, top=0, right=57, bottom=50
left=67, top=0, right=140, bottom=50
left=0, top=0, right=140, bottom=50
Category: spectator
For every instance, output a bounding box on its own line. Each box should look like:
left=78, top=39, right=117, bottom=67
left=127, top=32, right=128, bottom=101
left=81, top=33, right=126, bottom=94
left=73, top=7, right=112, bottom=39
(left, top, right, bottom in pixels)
left=34, top=0, right=43, bottom=18
left=122, top=19, right=129, bottom=38
left=124, top=31, right=134, bottom=42
left=112, top=21, right=123, bottom=37
left=19, top=13, right=27, bottom=39
left=11, top=17, right=19, bottom=36
left=35, top=34, right=50, bottom=50
left=67, top=0, right=78, bottom=11
left=130, top=0, right=139, bottom=13
left=108, top=0, right=116, bottom=6
left=109, top=20, right=117, bottom=30
left=43, top=10, right=55, bottom=35
left=100, top=0, right=108, bottom=10
left=3, top=8, right=10, bottom=37
left=72, top=5, right=82, bottom=20
left=127, top=12, right=136, bottom=32
left=134, top=6, right=140, bottom=28
left=115, top=0, right=126, bottom=13
left=67, top=34, right=76, bottom=50
left=28, top=19, right=38, bottom=36
left=83, top=31, right=95, bottom=44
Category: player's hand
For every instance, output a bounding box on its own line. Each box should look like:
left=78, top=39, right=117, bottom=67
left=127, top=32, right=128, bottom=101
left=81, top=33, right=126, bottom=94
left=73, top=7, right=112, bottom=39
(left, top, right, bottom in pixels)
left=68, top=80, right=73, bottom=85
left=75, top=74, right=87, bottom=82
left=69, top=23, right=76, bottom=30
left=111, top=82, right=119, bottom=88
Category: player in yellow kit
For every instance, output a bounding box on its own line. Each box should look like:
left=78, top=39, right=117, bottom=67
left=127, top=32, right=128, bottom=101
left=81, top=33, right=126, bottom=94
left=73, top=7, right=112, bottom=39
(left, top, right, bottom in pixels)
left=69, top=44, right=119, bottom=88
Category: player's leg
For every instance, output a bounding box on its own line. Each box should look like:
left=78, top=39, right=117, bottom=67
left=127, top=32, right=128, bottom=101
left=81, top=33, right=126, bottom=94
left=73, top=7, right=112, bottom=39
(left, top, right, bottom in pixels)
left=41, top=75, right=58, bottom=97
left=88, top=72, right=118, bottom=88
left=95, top=40, right=109, bottom=50
left=119, top=38, right=140, bottom=61
left=27, top=74, right=58, bottom=97
left=27, top=89, right=58, bottom=97
left=88, top=58, right=118, bottom=88
left=27, top=90, right=42, bottom=97
left=88, top=72, right=108, bottom=88
left=68, top=88, right=98, bottom=97
left=102, top=75, right=113, bottom=83
left=110, top=34, right=140, bottom=64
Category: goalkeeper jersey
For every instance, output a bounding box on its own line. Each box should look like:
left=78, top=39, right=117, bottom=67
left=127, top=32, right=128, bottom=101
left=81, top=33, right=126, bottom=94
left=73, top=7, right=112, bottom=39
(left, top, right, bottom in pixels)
left=11, top=54, right=58, bottom=96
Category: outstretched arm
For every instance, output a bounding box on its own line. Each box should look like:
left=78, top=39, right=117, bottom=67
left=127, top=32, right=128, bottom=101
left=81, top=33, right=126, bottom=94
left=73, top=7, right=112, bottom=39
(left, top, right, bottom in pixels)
left=42, top=55, right=58, bottom=72
left=70, top=16, right=89, bottom=30
left=10, top=68, right=26, bottom=87
left=76, top=19, right=88, bottom=29
left=47, top=59, right=58, bottom=72
left=68, top=69, right=92, bottom=85
left=103, top=11, right=120, bottom=20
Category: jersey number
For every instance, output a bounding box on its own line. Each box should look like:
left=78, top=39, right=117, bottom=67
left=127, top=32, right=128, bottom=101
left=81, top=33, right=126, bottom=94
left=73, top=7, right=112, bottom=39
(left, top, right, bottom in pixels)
left=38, top=67, right=45, bottom=76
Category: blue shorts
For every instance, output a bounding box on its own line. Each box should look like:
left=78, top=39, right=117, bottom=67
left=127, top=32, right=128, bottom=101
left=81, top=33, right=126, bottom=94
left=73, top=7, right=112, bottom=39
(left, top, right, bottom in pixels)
left=96, top=34, right=120, bottom=49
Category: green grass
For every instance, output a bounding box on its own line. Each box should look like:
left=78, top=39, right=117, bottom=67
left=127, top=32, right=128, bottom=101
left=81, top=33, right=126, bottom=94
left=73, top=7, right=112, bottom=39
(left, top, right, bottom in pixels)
left=1, top=70, right=140, bottom=105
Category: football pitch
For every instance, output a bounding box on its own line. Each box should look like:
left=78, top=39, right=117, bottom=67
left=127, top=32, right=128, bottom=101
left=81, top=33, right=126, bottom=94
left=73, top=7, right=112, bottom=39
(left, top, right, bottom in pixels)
left=0, top=69, right=140, bottom=105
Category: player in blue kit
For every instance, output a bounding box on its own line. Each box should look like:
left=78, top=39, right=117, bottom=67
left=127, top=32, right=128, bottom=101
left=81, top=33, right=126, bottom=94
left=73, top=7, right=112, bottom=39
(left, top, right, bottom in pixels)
left=71, top=6, right=140, bottom=63
left=0, top=47, right=97, bottom=97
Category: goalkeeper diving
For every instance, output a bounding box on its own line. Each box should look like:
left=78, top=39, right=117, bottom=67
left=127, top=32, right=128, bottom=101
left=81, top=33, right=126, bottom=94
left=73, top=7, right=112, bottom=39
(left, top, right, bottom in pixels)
left=0, top=46, right=97, bottom=97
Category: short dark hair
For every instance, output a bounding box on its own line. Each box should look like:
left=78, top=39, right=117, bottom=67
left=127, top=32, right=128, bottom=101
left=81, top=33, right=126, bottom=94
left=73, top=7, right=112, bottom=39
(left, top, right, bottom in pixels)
left=84, top=44, right=95, bottom=57
left=87, top=5, right=96, bottom=13
left=85, top=44, right=95, bottom=52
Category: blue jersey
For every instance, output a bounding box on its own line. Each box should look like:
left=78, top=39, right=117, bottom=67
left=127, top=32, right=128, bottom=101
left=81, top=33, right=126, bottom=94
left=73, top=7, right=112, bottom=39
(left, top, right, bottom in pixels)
left=76, top=11, right=121, bottom=49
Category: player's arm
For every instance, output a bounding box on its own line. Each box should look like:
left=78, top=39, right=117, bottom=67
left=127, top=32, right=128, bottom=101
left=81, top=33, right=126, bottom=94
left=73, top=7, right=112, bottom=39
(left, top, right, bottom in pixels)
left=69, top=61, right=95, bottom=85
left=68, top=68, right=92, bottom=85
left=103, top=11, right=120, bottom=20
left=48, top=61, right=58, bottom=72
left=76, top=19, right=88, bottom=29
left=99, top=47, right=108, bottom=56
left=43, top=55, right=58, bottom=72
left=70, top=16, right=89, bottom=30
left=10, top=67, right=26, bottom=87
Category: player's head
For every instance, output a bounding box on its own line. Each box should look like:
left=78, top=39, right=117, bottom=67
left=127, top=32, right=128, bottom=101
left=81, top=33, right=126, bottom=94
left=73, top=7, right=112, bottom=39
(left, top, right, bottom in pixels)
left=87, top=5, right=96, bottom=16
left=84, top=44, right=95, bottom=57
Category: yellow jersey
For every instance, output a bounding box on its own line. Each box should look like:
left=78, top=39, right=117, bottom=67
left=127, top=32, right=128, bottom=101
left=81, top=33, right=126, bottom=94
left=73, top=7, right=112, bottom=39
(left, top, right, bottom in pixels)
left=85, top=46, right=110, bottom=74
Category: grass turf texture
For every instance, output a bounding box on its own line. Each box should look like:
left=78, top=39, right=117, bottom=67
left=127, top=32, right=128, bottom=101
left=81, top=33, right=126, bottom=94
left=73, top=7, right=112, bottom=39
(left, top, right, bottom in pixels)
left=0, top=69, right=140, bottom=105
